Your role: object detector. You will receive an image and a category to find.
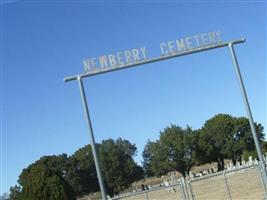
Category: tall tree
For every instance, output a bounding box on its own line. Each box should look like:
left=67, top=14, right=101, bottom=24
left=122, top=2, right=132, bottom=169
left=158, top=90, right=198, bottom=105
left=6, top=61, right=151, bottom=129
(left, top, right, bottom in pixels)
left=67, top=145, right=99, bottom=196
left=18, top=162, right=76, bottom=200
left=33, top=154, right=69, bottom=178
left=230, top=117, right=265, bottom=164
left=142, top=140, right=169, bottom=177
left=99, top=138, right=143, bottom=196
left=143, top=125, right=198, bottom=177
left=160, top=125, right=197, bottom=177
left=9, top=185, right=21, bottom=200
left=25, top=154, right=91, bottom=197
left=199, top=114, right=236, bottom=171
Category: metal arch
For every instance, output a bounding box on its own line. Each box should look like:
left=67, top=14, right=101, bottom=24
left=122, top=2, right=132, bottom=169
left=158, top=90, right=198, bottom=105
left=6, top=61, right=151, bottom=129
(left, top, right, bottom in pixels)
left=64, top=37, right=267, bottom=200
left=64, top=38, right=245, bottom=82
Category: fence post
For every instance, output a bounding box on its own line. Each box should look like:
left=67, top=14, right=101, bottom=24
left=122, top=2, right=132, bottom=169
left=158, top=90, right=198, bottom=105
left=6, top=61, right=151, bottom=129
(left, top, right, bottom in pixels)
left=257, top=164, right=267, bottom=198
left=179, top=178, right=187, bottom=200
left=145, top=191, right=149, bottom=200
left=188, top=180, right=195, bottom=200
left=223, top=172, right=232, bottom=200
left=182, top=177, right=190, bottom=200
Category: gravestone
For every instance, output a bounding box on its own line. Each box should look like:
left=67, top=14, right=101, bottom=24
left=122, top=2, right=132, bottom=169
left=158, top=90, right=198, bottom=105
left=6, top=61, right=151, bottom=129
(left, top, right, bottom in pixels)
left=242, top=160, right=246, bottom=166
left=212, top=166, right=216, bottom=173
left=249, top=156, right=253, bottom=165
left=189, top=171, right=195, bottom=179
left=203, top=169, right=209, bottom=175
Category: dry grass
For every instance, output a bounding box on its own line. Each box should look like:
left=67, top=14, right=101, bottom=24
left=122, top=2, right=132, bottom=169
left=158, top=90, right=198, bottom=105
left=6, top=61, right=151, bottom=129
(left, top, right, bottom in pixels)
left=80, top=163, right=266, bottom=200
left=191, top=167, right=265, bottom=200
left=121, top=167, right=265, bottom=200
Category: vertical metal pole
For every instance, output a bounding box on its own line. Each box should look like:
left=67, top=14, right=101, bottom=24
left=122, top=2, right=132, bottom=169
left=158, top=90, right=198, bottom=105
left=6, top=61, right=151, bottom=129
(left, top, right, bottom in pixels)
left=188, top=181, right=195, bottom=200
left=257, top=164, right=267, bottom=197
left=77, top=77, right=107, bottom=200
left=182, top=177, right=190, bottom=200
left=145, top=191, right=149, bottom=200
left=228, top=43, right=267, bottom=186
left=180, top=178, right=187, bottom=200
left=223, top=172, right=232, bottom=200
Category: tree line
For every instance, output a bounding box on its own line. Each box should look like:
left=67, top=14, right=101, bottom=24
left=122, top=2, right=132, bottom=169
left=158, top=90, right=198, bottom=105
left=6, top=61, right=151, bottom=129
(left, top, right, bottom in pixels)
left=8, top=113, right=265, bottom=200
left=143, top=114, right=265, bottom=177
left=9, top=138, right=143, bottom=200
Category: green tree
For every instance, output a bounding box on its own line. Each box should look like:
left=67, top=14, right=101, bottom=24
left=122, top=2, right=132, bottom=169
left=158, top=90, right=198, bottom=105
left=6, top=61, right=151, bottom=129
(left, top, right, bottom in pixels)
left=199, top=114, right=265, bottom=169
left=198, top=114, right=236, bottom=171
left=99, top=138, right=143, bottom=196
left=68, top=139, right=143, bottom=196
left=26, top=154, right=90, bottom=197
left=232, top=117, right=265, bottom=163
left=33, top=154, right=69, bottom=178
left=142, top=140, right=169, bottom=177
left=18, top=162, right=76, bottom=200
left=184, top=129, right=201, bottom=165
left=67, top=145, right=99, bottom=196
left=160, top=125, right=197, bottom=177
left=143, top=125, right=198, bottom=177
left=9, top=185, right=21, bottom=200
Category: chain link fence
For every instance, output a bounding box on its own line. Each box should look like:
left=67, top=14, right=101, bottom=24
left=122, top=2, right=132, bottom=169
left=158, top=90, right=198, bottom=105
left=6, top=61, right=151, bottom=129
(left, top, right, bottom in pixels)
left=111, top=179, right=187, bottom=200
left=189, top=164, right=266, bottom=200
left=110, top=161, right=267, bottom=200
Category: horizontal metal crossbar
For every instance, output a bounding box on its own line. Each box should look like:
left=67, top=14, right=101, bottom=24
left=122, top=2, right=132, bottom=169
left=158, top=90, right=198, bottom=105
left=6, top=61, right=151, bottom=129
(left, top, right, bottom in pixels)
left=189, top=164, right=258, bottom=183
left=64, top=38, right=245, bottom=82
left=110, top=182, right=181, bottom=200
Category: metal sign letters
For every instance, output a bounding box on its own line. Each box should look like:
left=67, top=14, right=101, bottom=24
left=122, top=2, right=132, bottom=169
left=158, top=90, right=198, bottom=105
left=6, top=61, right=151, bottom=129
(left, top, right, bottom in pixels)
left=82, top=31, right=222, bottom=73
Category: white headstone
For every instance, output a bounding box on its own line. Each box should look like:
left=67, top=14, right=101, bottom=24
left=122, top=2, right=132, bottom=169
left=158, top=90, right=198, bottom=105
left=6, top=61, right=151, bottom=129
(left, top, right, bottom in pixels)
left=249, top=156, right=253, bottom=165
left=212, top=167, right=216, bottom=172
left=227, top=163, right=230, bottom=170
left=242, top=160, right=246, bottom=166
left=227, top=163, right=233, bottom=170
left=189, top=171, right=194, bottom=179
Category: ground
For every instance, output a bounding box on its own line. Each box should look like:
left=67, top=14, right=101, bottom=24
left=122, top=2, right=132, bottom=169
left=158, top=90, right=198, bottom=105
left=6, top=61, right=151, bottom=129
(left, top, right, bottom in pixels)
left=80, top=163, right=266, bottom=200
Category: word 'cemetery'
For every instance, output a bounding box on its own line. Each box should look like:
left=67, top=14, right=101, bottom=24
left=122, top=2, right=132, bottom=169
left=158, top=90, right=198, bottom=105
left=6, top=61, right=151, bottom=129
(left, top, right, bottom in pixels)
left=83, top=31, right=222, bottom=73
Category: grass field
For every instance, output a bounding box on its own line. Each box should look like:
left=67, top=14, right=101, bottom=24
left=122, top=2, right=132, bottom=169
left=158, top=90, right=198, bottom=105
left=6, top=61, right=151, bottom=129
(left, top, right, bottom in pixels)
left=190, top=167, right=265, bottom=200
left=117, top=167, right=265, bottom=200
left=80, top=164, right=266, bottom=200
